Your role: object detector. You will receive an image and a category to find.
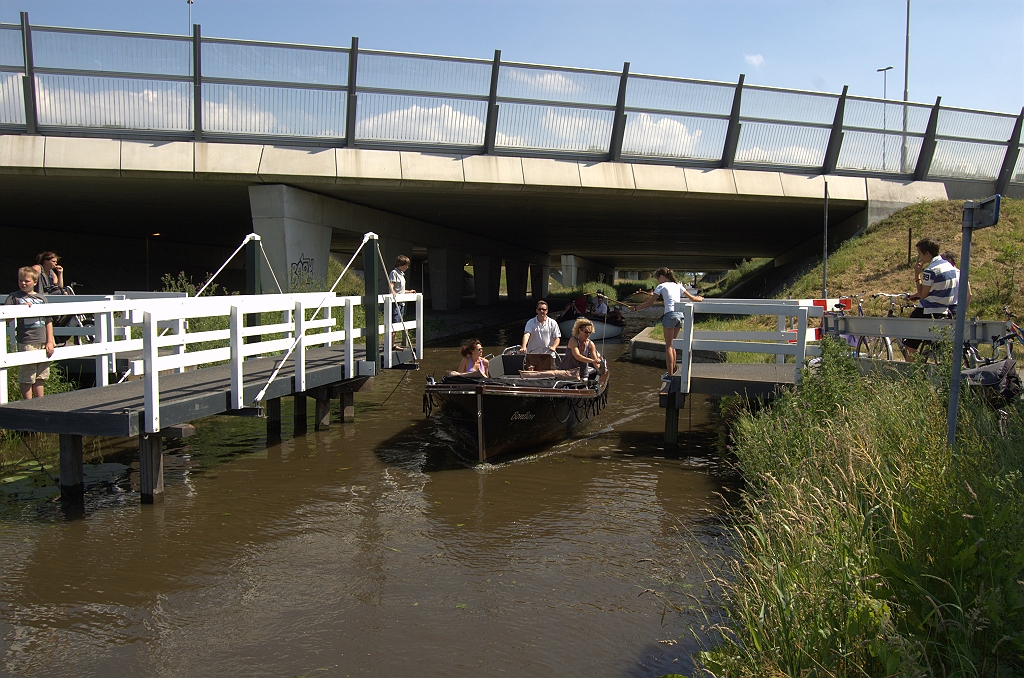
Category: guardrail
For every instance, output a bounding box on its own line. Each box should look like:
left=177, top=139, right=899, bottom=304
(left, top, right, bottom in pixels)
left=823, top=314, right=1011, bottom=344
left=0, top=290, right=424, bottom=432
left=672, top=301, right=824, bottom=393
left=1, top=13, right=1022, bottom=189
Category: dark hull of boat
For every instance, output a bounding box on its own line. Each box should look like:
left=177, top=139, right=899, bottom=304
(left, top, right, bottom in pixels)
left=424, top=383, right=609, bottom=462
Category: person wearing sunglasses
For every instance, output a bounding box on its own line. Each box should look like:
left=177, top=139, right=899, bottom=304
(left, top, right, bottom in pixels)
left=520, top=300, right=561, bottom=356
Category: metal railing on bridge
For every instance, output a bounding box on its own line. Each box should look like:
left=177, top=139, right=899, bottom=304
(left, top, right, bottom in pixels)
left=0, top=290, right=424, bottom=432
left=1, top=12, right=1022, bottom=190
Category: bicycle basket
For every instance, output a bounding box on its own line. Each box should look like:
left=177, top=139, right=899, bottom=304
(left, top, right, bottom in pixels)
left=962, top=359, right=1022, bottom=406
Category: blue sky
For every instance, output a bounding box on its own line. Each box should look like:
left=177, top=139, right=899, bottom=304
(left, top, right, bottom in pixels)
left=2, top=0, right=1021, bottom=115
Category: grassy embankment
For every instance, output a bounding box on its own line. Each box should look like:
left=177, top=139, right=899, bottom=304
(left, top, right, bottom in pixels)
left=651, top=198, right=1024, bottom=363
left=687, top=339, right=1024, bottom=677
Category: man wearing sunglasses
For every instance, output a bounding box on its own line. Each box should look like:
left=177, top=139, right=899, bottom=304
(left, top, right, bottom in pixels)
left=520, top=300, right=561, bottom=356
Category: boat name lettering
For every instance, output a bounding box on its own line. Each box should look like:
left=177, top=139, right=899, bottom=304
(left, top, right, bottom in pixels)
left=510, top=411, right=535, bottom=421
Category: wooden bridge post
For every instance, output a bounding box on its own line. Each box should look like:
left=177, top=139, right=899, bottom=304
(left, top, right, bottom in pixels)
left=58, top=434, right=84, bottom=502
left=664, top=392, right=680, bottom=446
left=314, top=388, right=331, bottom=431
left=341, top=391, right=355, bottom=423
left=139, top=433, right=164, bottom=504
left=266, top=397, right=282, bottom=440
left=293, top=394, right=308, bottom=435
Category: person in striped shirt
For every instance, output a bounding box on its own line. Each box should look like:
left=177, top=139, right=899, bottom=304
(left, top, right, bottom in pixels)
left=905, top=238, right=956, bottom=354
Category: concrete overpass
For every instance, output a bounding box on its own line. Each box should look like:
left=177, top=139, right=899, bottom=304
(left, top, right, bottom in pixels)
left=0, top=134, right=950, bottom=307
left=2, top=16, right=1019, bottom=307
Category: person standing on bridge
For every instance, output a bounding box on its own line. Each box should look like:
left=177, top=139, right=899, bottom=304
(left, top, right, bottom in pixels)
left=5, top=267, right=56, bottom=399
left=32, top=252, right=65, bottom=294
left=633, top=267, right=703, bottom=381
left=388, top=255, right=416, bottom=351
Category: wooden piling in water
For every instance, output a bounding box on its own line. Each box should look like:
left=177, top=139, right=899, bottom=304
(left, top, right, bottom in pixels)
left=58, top=434, right=84, bottom=502
left=139, top=433, right=164, bottom=504
left=266, top=397, right=282, bottom=440
left=294, top=394, right=307, bottom=435
left=341, top=391, right=355, bottom=423
left=664, top=392, right=680, bottom=446
left=314, top=389, right=331, bottom=431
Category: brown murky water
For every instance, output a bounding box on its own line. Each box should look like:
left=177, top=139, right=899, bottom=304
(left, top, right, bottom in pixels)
left=0, top=327, right=735, bottom=677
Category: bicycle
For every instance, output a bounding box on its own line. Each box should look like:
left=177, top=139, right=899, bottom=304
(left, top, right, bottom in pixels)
left=963, top=307, right=1023, bottom=368
left=856, top=292, right=917, bottom=361
left=48, top=282, right=95, bottom=346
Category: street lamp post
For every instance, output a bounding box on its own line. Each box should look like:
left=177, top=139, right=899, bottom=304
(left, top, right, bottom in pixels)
left=901, top=0, right=910, bottom=173
left=878, top=66, right=893, bottom=171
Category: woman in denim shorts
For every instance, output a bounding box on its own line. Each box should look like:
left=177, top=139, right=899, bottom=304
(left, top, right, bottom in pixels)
left=633, top=267, right=703, bottom=380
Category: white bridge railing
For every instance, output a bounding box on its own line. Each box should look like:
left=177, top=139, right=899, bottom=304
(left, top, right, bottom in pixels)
left=672, top=300, right=825, bottom=394
left=0, top=290, right=424, bottom=433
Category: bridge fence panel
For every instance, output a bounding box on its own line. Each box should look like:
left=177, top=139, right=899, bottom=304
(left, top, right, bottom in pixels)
left=0, top=19, right=1022, bottom=186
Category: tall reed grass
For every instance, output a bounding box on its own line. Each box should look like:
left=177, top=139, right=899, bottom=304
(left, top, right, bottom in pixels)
left=698, top=339, right=1024, bottom=676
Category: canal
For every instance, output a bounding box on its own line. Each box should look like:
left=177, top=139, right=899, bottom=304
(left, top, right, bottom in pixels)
left=0, top=323, right=736, bottom=677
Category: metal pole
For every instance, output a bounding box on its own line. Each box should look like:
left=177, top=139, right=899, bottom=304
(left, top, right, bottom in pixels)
left=946, top=213, right=973, bottom=449
left=822, top=180, right=829, bottom=298
left=901, top=0, right=910, bottom=173
left=192, top=23, right=202, bottom=141
left=363, top=234, right=380, bottom=369
left=878, top=66, right=893, bottom=170
left=20, top=12, right=37, bottom=135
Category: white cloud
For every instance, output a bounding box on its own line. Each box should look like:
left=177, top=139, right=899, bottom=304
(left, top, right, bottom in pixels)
left=622, top=113, right=705, bottom=158
left=357, top=98, right=488, bottom=145
left=744, top=54, right=765, bottom=68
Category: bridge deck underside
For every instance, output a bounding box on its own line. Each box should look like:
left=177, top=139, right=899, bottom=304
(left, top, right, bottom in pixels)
left=0, top=345, right=367, bottom=438
left=0, top=173, right=863, bottom=279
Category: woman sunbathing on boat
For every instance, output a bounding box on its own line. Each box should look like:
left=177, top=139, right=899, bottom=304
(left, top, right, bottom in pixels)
left=559, top=318, right=603, bottom=379
left=454, top=339, right=489, bottom=377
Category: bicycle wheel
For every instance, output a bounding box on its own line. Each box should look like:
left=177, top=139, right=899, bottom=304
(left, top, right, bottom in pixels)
left=856, top=335, right=893, bottom=360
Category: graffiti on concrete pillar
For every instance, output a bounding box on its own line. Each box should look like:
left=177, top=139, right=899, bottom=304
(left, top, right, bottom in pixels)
left=291, top=253, right=314, bottom=276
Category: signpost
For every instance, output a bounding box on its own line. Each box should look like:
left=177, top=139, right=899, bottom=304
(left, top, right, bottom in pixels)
left=946, top=195, right=1001, bottom=449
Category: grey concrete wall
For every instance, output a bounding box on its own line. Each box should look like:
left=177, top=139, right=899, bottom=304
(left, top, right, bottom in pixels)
left=472, top=255, right=501, bottom=306
left=560, top=254, right=615, bottom=288
left=427, top=247, right=464, bottom=311
left=505, top=261, right=529, bottom=302
left=248, top=186, right=333, bottom=291
left=2, top=135, right=951, bottom=214
left=248, top=184, right=548, bottom=309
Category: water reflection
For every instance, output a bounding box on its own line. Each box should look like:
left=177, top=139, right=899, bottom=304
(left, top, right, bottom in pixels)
left=0, top=332, right=737, bottom=677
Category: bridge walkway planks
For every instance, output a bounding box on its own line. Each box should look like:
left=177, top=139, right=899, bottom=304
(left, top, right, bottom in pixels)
left=0, top=345, right=371, bottom=437
left=659, top=362, right=799, bottom=407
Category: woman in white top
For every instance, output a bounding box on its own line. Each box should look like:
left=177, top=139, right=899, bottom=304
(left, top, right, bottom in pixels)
left=633, top=267, right=703, bottom=381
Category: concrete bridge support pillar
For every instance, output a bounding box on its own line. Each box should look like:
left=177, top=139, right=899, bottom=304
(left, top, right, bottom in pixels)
left=249, top=186, right=333, bottom=292
left=561, top=255, right=614, bottom=288
left=530, top=264, right=550, bottom=299
left=505, top=261, right=529, bottom=302
left=427, top=247, right=464, bottom=311
left=472, top=255, right=501, bottom=306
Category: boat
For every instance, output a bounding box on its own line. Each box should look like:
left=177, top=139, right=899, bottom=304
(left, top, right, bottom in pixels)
left=555, top=307, right=624, bottom=341
left=422, top=348, right=609, bottom=462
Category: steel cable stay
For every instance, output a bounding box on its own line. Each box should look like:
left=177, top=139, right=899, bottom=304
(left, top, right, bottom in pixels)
left=113, top=232, right=283, bottom=384
left=252, top=232, right=374, bottom=406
